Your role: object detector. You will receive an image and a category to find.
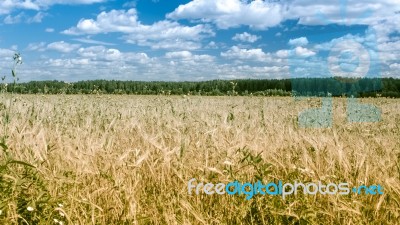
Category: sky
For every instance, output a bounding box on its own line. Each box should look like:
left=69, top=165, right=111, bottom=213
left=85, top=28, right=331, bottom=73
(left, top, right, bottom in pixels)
left=0, top=0, right=399, bottom=82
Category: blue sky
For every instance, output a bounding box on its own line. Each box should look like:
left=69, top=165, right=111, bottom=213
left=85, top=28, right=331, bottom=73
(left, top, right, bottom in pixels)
left=0, top=0, right=399, bottom=82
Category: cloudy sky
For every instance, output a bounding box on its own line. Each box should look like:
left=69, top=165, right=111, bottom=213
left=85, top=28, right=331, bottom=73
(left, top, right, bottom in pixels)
left=0, top=0, right=399, bottom=82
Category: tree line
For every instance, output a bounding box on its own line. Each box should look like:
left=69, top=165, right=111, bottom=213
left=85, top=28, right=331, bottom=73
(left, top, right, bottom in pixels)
left=2, top=77, right=400, bottom=98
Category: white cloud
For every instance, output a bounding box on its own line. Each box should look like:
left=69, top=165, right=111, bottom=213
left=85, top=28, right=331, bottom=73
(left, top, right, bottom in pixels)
left=46, top=58, right=90, bottom=67
left=286, top=27, right=400, bottom=78
left=122, top=21, right=213, bottom=50
left=0, top=48, right=19, bottom=75
left=215, top=64, right=289, bottom=80
left=288, top=37, right=309, bottom=46
left=123, top=1, right=136, bottom=8
left=295, top=46, right=316, bottom=57
left=73, top=38, right=115, bottom=46
left=0, top=0, right=106, bottom=15
left=45, top=28, right=54, bottom=32
left=0, top=1, right=39, bottom=15
left=63, top=8, right=214, bottom=50
left=19, top=47, right=218, bottom=81
left=0, top=48, right=15, bottom=57
left=19, top=46, right=155, bottom=81
left=27, top=42, right=47, bottom=51
left=36, top=0, right=106, bottom=5
left=165, top=51, right=193, bottom=59
left=168, top=0, right=400, bottom=32
left=3, top=11, right=46, bottom=24
left=236, top=65, right=288, bottom=74
left=63, top=9, right=139, bottom=34
left=221, top=46, right=270, bottom=61
left=27, top=12, right=46, bottom=23
left=205, top=41, right=219, bottom=49
left=389, top=63, right=400, bottom=70
left=3, top=1, right=400, bottom=80
left=276, top=49, right=289, bottom=58
left=165, top=51, right=214, bottom=63
left=232, top=32, right=260, bottom=43
left=167, top=0, right=283, bottom=29
left=369, top=14, right=400, bottom=43
left=47, top=41, right=80, bottom=53
left=314, top=33, right=368, bottom=52
left=77, top=45, right=150, bottom=63
left=3, top=13, right=25, bottom=24
left=78, top=47, right=122, bottom=61
left=284, top=0, right=400, bottom=27
left=312, top=29, right=400, bottom=70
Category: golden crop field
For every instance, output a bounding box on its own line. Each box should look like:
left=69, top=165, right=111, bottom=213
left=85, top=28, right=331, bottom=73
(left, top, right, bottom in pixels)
left=0, top=94, right=399, bottom=224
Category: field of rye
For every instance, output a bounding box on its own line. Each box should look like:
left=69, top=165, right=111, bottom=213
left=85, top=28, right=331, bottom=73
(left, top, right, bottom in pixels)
left=0, top=94, right=399, bottom=224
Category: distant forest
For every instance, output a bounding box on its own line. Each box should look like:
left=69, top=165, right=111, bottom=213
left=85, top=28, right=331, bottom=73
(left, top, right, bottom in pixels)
left=2, top=77, right=400, bottom=98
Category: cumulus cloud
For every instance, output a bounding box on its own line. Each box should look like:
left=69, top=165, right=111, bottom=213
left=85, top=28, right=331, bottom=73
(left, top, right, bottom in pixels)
left=21, top=46, right=154, bottom=80
left=389, top=63, right=400, bottom=70
left=232, top=32, right=260, bottom=43
left=168, top=0, right=400, bottom=31
left=221, top=46, right=270, bottom=61
left=63, top=8, right=214, bottom=50
left=3, top=0, right=400, bottom=80
left=27, top=12, right=46, bottom=23
left=77, top=45, right=150, bottom=63
left=16, top=47, right=218, bottom=81
left=122, top=21, right=214, bottom=50
left=3, top=11, right=46, bottom=24
left=73, top=38, right=115, bottom=46
left=216, top=64, right=289, bottom=80
left=0, top=48, right=15, bottom=57
left=276, top=49, right=289, bottom=58
left=3, top=13, right=25, bottom=24
left=27, top=42, right=47, bottom=51
left=167, top=0, right=283, bottom=29
left=0, top=1, right=39, bottom=15
left=0, top=48, right=20, bottom=74
left=165, top=51, right=193, bottom=59
left=47, top=41, right=80, bottom=53
left=311, top=28, right=400, bottom=72
left=284, top=0, right=400, bottom=26
left=136, top=40, right=203, bottom=50
left=46, top=58, right=90, bottom=67
left=294, top=46, right=316, bottom=57
left=62, top=9, right=139, bottom=34
left=165, top=51, right=214, bottom=62
left=0, top=0, right=106, bottom=15
left=122, top=1, right=137, bottom=8
left=288, top=37, right=309, bottom=46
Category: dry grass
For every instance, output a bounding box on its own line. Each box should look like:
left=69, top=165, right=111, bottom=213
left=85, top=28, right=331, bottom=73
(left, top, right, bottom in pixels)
left=1, top=94, right=400, bottom=224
